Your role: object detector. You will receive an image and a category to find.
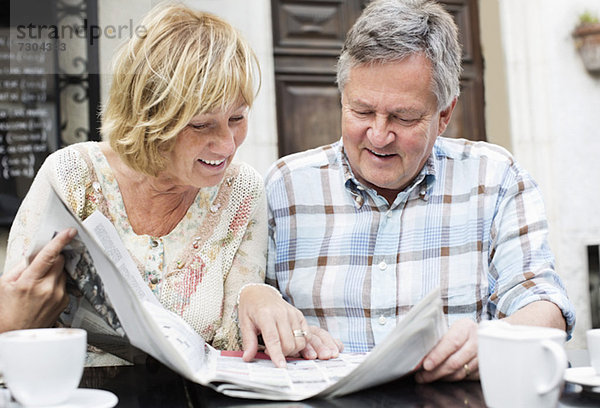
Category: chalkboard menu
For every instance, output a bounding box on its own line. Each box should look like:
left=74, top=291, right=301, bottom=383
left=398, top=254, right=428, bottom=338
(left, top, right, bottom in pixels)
left=0, top=25, right=59, bottom=226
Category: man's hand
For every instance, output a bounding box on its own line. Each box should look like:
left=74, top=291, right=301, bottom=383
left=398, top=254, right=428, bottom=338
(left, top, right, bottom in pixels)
left=415, top=318, right=479, bottom=383
left=0, top=228, right=77, bottom=333
left=238, top=285, right=343, bottom=367
left=414, top=301, right=566, bottom=383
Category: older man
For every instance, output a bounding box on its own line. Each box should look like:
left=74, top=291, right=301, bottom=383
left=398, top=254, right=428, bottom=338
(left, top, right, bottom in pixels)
left=265, top=0, right=575, bottom=383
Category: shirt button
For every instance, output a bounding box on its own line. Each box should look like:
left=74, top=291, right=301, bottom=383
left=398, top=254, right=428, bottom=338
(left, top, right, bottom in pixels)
left=378, top=261, right=387, bottom=270
left=151, top=240, right=158, bottom=248
left=150, top=277, right=159, bottom=284
left=378, top=315, right=387, bottom=325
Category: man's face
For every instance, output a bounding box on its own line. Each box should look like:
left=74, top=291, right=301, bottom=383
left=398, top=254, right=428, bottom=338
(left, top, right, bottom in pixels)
left=341, top=54, right=455, bottom=200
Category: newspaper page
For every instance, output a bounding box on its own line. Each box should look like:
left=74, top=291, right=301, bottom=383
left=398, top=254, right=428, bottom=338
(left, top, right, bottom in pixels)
left=210, top=289, right=446, bottom=400
left=209, top=351, right=367, bottom=400
left=29, top=199, right=123, bottom=338
left=29, top=188, right=205, bottom=375
left=30, top=186, right=447, bottom=401
left=316, top=288, right=446, bottom=398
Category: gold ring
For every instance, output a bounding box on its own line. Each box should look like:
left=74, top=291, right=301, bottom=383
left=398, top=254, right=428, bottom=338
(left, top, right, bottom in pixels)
left=463, top=363, right=470, bottom=377
left=293, top=329, right=307, bottom=337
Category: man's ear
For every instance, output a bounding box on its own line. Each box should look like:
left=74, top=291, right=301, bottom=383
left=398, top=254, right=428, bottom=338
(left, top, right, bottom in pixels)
left=437, top=97, right=457, bottom=135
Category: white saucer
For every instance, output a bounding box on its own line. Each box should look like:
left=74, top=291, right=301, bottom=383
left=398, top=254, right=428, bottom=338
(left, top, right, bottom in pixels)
left=564, top=367, right=600, bottom=388
left=22, top=389, right=118, bottom=408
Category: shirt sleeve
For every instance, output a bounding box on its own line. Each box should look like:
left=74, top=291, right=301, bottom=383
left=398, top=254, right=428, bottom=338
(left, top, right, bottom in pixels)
left=265, top=165, right=286, bottom=290
left=212, top=179, right=268, bottom=350
left=487, top=164, right=575, bottom=337
left=266, top=190, right=278, bottom=289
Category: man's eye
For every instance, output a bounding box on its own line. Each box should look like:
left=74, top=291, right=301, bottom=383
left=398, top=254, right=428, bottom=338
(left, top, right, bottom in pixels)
left=229, top=116, right=244, bottom=123
left=393, top=115, right=418, bottom=125
left=354, top=110, right=372, bottom=117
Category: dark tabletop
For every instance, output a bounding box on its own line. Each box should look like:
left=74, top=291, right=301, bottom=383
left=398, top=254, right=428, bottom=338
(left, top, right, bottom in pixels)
left=80, top=350, right=600, bottom=408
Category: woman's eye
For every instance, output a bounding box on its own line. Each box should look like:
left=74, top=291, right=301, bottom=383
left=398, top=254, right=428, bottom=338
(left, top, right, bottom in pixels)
left=189, top=123, right=209, bottom=130
left=229, top=116, right=244, bottom=123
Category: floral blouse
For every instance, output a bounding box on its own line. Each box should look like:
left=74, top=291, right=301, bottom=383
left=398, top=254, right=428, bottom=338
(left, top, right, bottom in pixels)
left=4, top=142, right=268, bottom=350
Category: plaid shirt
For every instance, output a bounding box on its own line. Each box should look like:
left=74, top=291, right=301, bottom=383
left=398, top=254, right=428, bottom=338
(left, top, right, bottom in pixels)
left=265, top=138, right=575, bottom=352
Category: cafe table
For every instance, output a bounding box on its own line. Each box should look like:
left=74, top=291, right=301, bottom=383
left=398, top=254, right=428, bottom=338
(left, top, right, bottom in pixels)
left=71, top=349, right=599, bottom=407
left=1, top=349, right=599, bottom=407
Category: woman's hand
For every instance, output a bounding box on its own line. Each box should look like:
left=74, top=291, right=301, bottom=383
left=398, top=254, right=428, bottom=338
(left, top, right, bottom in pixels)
left=0, top=228, right=77, bottom=333
left=298, top=326, right=344, bottom=361
left=238, top=285, right=343, bottom=367
left=238, top=284, right=308, bottom=367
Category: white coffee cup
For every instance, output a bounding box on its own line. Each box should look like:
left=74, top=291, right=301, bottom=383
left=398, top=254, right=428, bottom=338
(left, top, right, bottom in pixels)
left=0, top=328, right=87, bottom=406
left=587, top=328, right=600, bottom=375
left=478, top=321, right=567, bottom=408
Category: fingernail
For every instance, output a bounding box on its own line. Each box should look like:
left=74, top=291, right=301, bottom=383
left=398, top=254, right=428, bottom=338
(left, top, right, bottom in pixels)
left=277, top=359, right=287, bottom=368
left=307, top=350, right=316, bottom=359
left=330, top=348, right=339, bottom=358
left=423, top=359, right=433, bottom=371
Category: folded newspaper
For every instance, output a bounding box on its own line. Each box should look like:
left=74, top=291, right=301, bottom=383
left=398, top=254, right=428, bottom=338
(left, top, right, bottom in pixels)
left=29, top=186, right=447, bottom=400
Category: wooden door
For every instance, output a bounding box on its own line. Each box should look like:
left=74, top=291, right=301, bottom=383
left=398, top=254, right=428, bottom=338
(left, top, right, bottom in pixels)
left=271, top=0, right=485, bottom=157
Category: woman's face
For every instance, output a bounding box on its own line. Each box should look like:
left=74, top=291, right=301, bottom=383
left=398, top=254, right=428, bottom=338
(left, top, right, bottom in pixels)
left=164, top=102, right=249, bottom=188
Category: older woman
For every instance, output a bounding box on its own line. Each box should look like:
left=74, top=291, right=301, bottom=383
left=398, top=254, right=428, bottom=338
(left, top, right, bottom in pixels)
left=3, top=3, right=340, bottom=367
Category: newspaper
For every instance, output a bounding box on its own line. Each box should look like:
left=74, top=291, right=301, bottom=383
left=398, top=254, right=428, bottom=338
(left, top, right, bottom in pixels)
left=29, top=186, right=447, bottom=400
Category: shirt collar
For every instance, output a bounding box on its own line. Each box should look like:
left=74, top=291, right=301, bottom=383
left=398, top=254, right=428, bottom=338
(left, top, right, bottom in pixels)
left=336, top=138, right=437, bottom=205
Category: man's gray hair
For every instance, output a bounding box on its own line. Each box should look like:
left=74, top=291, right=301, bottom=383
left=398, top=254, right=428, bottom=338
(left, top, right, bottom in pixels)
left=337, top=0, right=462, bottom=111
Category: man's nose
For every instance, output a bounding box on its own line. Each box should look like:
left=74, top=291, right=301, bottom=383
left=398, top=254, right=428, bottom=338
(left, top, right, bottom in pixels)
left=367, top=114, right=394, bottom=148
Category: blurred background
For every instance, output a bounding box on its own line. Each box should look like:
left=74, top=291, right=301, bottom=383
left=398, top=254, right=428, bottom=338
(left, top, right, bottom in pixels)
left=1, top=0, right=599, bottom=348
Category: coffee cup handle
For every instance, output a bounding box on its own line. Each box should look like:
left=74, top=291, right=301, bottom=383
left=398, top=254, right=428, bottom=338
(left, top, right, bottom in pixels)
left=536, top=340, right=567, bottom=395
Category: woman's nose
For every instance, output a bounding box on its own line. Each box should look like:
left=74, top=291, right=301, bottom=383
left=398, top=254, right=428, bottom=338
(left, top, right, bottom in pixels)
left=213, top=126, right=236, bottom=156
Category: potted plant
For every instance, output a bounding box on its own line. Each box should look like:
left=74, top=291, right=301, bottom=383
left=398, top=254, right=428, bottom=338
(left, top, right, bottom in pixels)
left=573, top=11, right=600, bottom=73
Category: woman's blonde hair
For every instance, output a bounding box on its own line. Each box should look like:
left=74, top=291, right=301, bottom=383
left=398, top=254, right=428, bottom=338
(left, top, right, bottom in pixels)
left=101, top=2, right=260, bottom=176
